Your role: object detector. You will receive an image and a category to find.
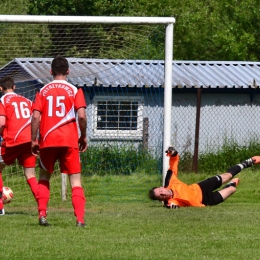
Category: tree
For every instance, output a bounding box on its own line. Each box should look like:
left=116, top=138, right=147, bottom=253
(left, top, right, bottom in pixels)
left=27, top=0, right=164, bottom=60
left=3, top=0, right=260, bottom=61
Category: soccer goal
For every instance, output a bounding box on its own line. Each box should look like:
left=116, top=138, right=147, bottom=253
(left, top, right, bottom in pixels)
left=0, top=15, right=175, bottom=202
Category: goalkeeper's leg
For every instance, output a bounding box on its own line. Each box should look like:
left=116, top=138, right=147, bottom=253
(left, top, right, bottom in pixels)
left=216, top=157, right=257, bottom=202
left=216, top=157, right=255, bottom=188
left=225, top=157, right=255, bottom=179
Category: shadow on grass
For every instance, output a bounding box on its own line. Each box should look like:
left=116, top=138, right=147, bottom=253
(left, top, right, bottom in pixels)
left=4, top=211, right=32, bottom=216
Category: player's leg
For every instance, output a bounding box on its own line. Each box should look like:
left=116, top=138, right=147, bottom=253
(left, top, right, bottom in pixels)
left=68, top=173, right=86, bottom=226
left=60, top=147, right=86, bottom=227
left=218, top=172, right=233, bottom=184
left=0, top=144, right=12, bottom=215
left=37, top=168, right=51, bottom=226
left=217, top=185, right=237, bottom=201
left=20, top=143, right=38, bottom=201
left=207, top=185, right=237, bottom=206
left=37, top=147, right=56, bottom=226
left=210, top=174, right=240, bottom=205
left=23, top=167, right=38, bottom=201
left=225, top=157, right=255, bottom=180
left=0, top=164, right=5, bottom=215
left=218, top=157, right=256, bottom=187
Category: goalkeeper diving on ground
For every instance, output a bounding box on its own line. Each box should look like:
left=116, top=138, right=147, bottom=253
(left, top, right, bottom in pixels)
left=149, top=146, right=260, bottom=208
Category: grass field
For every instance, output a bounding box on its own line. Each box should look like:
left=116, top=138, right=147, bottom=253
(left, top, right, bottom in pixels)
left=1, top=170, right=260, bottom=260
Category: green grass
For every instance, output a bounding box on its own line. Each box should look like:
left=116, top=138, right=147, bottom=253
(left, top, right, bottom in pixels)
left=1, top=170, right=260, bottom=260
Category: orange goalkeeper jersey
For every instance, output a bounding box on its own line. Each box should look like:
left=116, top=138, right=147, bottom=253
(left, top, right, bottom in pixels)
left=166, top=156, right=204, bottom=207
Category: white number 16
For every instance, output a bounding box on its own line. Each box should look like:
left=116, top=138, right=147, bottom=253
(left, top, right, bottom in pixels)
left=12, top=102, right=30, bottom=119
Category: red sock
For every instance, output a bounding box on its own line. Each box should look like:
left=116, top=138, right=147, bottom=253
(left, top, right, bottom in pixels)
left=71, top=186, right=86, bottom=223
left=37, top=180, right=50, bottom=218
left=27, top=177, right=38, bottom=201
left=0, top=172, right=3, bottom=210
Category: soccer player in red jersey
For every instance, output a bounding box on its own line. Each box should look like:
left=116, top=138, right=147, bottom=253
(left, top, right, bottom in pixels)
left=31, top=56, right=87, bottom=227
left=149, top=146, right=260, bottom=208
left=0, top=76, right=38, bottom=215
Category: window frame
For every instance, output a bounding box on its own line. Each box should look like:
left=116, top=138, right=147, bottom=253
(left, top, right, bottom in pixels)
left=92, top=96, right=144, bottom=139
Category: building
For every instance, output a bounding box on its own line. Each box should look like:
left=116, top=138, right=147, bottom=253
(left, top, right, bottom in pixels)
left=0, top=58, right=260, bottom=161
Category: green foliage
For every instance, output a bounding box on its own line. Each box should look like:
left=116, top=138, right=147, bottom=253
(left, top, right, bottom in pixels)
left=81, top=145, right=161, bottom=176
left=0, top=23, right=52, bottom=66
left=179, top=151, right=193, bottom=173
left=83, top=140, right=259, bottom=176
left=178, top=138, right=260, bottom=174
left=27, top=0, right=135, bottom=16
left=0, top=0, right=28, bottom=14
left=3, top=0, right=260, bottom=61
left=153, top=0, right=260, bottom=60
left=198, top=138, right=260, bottom=173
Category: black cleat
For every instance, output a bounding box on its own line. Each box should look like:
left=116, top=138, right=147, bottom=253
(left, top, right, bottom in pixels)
left=39, top=216, right=49, bottom=226
left=0, top=208, right=5, bottom=216
left=76, top=221, right=86, bottom=227
left=222, top=178, right=240, bottom=189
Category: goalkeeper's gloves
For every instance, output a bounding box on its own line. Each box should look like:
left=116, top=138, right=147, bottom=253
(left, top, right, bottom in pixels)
left=165, top=203, right=180, bottom=209
left=165, top=146, right=178, bottom=157
left=252, top=156, right=260, bottom=165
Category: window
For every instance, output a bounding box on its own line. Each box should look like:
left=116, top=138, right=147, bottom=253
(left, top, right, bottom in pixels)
left=93, top=96, right=143, bottom=138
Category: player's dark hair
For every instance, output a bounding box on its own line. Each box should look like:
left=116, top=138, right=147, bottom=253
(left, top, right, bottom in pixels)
left=0, top=76, right=14, bottom=90
left=148, top=187, right=158, bottom=200
left=51, top=56, right=69, bottom=76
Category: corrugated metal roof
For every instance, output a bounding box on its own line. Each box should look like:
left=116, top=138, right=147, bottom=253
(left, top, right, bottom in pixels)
left=0, top=58, right=260, bottom=88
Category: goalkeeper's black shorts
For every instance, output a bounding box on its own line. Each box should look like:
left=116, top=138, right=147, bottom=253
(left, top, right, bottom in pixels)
left=197, top=175, right=224, bottom=206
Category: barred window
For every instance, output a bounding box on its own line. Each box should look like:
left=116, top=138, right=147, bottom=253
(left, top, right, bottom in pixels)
left=93, top=97, right=143, bottom=138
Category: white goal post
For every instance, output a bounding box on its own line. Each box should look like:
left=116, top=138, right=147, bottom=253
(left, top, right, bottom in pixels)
left=0, top=15, right=175, bottom=199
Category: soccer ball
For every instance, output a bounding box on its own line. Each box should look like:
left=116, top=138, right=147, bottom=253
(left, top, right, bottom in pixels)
left=3, top=186, right=14, bottom=204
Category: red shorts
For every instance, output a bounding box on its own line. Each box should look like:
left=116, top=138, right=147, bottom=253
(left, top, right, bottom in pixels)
left=0, top=142, right=36, bottom=167
left=39, top=147, right=81, bottom=174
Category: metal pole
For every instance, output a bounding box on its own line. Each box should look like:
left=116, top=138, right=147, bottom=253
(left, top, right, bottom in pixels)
left=192, top=88, right=202, bottom=173
left=162, top=23, right=174, bottom=185
left=61, top=173, right=67, bottom=201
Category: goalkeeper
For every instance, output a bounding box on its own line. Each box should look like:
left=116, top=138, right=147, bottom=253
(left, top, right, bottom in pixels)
left=149, top=146, right=260, bottom=208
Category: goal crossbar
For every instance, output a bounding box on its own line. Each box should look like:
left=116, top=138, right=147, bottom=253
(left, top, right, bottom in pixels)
left=0, top=15, right=175, bottom=25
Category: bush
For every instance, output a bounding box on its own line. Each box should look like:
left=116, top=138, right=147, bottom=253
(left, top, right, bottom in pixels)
left=197, top=139, right=260, bottom=173
left=81, top=145, right=161, bottom=176
left=81, top=139, right=260, bottom=176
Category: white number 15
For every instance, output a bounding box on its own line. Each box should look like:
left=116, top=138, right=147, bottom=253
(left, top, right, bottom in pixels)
left=46, top=96, right=65, bottom=117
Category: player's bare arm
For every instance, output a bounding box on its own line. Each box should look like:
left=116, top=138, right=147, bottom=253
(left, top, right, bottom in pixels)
left=31, top=110, right=41, bottom=156
left=0, top=115, right=6, bottom=136
left=77, top=107, right=87, bottom=152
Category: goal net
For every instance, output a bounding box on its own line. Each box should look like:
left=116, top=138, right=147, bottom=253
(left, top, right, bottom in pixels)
left=0, top=15, right=174, bottom=205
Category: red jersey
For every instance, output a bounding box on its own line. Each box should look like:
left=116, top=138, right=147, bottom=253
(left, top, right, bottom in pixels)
left=0, top=92, right=32, bottom=147
left=33, top=80, right=86, bottom=149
